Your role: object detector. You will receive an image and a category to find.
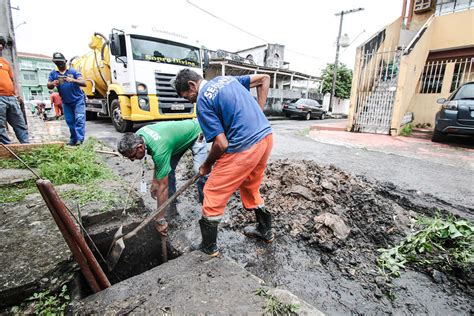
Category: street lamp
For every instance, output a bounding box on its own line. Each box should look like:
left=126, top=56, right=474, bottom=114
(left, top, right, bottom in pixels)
left=328, top=7, right=364, bottom=113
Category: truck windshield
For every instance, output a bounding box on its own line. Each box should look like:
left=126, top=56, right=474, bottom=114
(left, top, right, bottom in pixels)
left=130, top=36, right=201, bottom=68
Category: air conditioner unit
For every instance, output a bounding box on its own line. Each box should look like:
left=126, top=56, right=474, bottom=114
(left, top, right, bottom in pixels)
left=414, top=0, right=432, bottom=13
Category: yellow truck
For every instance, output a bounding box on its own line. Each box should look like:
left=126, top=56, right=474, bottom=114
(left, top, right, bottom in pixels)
left=71, top=27, right=207, bottom=132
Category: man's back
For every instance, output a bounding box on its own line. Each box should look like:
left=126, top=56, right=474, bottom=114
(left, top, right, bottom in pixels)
left=136, top=120, right=201, bottom=179
left=197, top=76, right=271, bottom=153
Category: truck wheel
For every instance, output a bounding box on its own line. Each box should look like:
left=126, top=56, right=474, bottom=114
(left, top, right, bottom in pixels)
left=86, top=111, right=97, bottom=121
left=111, top=99, right=133, bottom=133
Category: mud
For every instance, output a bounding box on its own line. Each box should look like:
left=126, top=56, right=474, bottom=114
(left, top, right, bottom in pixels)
left=165, top=158, right=473, bottom=315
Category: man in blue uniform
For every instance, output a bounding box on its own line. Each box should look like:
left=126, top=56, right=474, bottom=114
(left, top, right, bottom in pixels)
left=47, top=52, right=86, bottom=145
left=174, top=69, right=273, bottom=257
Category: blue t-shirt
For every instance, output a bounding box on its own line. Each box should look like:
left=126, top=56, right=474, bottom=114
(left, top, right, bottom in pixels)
left=48, top=68, right=85, bottom=104
left=197, top=75, right=272, bottom=153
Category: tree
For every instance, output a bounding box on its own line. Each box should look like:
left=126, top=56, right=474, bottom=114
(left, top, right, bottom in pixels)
left=320, top=63, right=353, bottom=99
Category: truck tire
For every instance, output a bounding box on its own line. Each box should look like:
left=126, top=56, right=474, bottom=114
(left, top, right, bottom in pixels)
left=110, top=99, right=133, bottom=133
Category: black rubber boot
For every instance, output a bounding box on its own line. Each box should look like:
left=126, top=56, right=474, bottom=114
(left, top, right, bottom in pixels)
left=198, top=217, right=220, bottom=257
left=243, top=207, right=274, bottom=243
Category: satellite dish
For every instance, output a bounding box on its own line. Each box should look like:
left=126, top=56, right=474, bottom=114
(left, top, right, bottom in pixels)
left=340, top=34, right=350, bottom=48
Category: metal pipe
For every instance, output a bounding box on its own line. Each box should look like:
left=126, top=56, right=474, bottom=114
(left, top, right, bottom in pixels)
left=407, top=0, right=415, bottom=29
left=36, top=179, right=111, bottom=290
left=36, top=181, right=101, bottom=293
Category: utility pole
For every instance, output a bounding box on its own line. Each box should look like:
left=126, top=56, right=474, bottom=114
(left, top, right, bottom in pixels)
left=329, top=7, right=364, bottom=113
left=0, top=0, right=26, bottom=122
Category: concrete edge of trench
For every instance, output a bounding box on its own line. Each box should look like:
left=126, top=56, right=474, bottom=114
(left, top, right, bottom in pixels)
left=71, top=251, right=324, bottom=315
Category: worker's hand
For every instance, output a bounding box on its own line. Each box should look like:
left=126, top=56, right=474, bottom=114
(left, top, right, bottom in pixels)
left=64, top=76, right=75, bottom=83
left=150, top=178, right=159, bottom=200
left=199, top=162, right=212, bottom=176
left=154, top=219, right=168, bottom=237
left=52, top=80, right=60, bottom=87
left=16, top=95, right=23, bottom=103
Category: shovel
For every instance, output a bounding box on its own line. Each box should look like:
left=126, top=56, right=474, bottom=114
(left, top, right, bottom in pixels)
left=106, top=174, right=200, bottom=271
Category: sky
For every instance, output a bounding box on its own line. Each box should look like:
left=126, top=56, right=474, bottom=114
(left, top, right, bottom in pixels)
left=11, top=0, right=402, bottom=76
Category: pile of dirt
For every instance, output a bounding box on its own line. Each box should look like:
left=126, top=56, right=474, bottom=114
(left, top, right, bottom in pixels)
left=219, top=159, right=472, bottom=313
left=232, top=159, right=412, bottom=250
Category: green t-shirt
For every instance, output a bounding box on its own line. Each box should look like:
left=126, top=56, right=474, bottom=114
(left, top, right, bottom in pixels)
left=136, top=120, right=202, bottom=179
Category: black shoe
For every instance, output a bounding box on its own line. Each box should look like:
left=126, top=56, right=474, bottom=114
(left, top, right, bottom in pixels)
left=75, top=141, right=83, bottom=146
left=243, top=206, right=274, bottom=243
left=66, top=141, right=76, bottom=146
left=197, top=217, right=220, bottom=257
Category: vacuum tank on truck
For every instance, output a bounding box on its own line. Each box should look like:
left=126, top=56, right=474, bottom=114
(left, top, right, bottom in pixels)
left=71, top=27, right=207, bottom=132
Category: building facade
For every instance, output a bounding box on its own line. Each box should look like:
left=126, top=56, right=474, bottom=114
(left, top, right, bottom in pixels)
left=17, top=52, right=54, bottom=101
left=347, top=0, right=474, bottom=135
left=206, top=46, right=321, bottom=116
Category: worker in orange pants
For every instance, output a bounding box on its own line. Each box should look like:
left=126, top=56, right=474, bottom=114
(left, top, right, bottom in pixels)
left=175, top=69, right=273, bottom=256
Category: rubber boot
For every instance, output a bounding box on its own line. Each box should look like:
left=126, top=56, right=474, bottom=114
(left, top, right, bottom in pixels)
left=198, top=217, right=220, bottom=257
left=243, top=207, right=274, bottom=243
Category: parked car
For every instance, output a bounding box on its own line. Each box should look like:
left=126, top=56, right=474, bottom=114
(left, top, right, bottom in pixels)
left=432, top=81, right=474, bottom=142
left=282, top=98, right=326, bottom=120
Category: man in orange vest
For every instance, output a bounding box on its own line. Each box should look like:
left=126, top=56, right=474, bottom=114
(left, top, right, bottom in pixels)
left=0, top=35, right=29, bottom=144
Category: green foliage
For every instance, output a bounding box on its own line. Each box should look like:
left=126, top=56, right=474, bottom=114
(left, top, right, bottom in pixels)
left=399, top=124, right=413, bottom=137
left=27, top=285, right=70, bottom=315
left=0, top=180, right=36, bottom=203
left=320, top=63, right=353, bottom=99
left=255, top=287, right=300, bottom=315
left=378, top=215, right=474, bottom=277
left=0, top=139, right=113, bottom=186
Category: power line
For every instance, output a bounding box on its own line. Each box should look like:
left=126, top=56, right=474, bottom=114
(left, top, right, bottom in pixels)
left=186, top=0, right=325, bottom=61
left=186, top=0, right=268, bottom=43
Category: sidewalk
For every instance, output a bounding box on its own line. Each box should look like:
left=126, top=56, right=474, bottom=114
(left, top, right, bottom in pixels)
left=6, top=111, right=67, bottom=144
left=309, top=120, right=474, bottom=169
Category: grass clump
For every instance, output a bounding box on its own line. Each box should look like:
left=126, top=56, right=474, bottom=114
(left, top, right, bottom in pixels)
left=11, top=285, right=70, bottom=315
left=377, top=214, right=473, bottom=277
left=255, top=287, right=300, bottom=315
left=399, top=123, right=413, bottom=137
left=0, top=139, right=114, bottom=203
left=0, top=180, right=37, bottom=204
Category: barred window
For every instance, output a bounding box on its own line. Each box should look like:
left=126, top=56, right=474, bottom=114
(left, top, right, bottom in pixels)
left=418, top=61, right=447, bottom=94
left=451, top=57, right=474, bottom=92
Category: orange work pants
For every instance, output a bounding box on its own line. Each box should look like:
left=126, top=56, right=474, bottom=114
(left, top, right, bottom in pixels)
left=202, top=134, right=273, bottom=219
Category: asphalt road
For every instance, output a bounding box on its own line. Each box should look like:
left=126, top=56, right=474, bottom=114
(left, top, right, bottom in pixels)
left=84, top=117, right=474, bottom=209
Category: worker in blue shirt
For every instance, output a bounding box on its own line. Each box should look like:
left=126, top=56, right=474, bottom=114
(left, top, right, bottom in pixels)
left=174, top=69, right=273, bottom=257
left=47, top=52, right=87, bottom=146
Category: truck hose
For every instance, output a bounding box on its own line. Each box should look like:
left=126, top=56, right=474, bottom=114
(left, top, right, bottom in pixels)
left=93, top=50, right=109, bottom=88
left=91, top=32, right=110, bottom=88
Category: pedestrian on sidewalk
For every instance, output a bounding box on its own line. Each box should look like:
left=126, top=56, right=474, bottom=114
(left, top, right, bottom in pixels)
left=117, top=120, right=208, bottom=237
left=174, top=69, right=273, bottom=257
left=0, top=35, right=29, bottom=144
left=47, top=52, right=86, bottom=146
left=50, top=90, right=63, bottom=119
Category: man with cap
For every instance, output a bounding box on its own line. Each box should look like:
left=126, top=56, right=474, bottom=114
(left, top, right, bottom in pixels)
left=47, top=52, right=87, bottom=145
left=0, top=34, right=29, bottom=144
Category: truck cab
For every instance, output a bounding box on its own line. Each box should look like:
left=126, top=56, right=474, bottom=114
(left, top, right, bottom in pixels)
left=75, top=27, right=206, bottom=132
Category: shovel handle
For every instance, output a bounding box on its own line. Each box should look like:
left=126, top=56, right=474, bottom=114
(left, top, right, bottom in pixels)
left=121, top=174, right=200, bottom=241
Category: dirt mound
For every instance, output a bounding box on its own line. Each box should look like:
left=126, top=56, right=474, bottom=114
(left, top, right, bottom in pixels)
left=220, top=159, right=472, bottom=313
left=232, top=159, right=412, bottom=251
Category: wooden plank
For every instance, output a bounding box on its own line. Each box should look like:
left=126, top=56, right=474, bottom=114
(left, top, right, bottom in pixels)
left=0, top=142, right=64, bottom=159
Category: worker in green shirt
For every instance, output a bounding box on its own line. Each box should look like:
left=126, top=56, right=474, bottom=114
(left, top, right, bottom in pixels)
left=118, top=120, right=207, bottom=235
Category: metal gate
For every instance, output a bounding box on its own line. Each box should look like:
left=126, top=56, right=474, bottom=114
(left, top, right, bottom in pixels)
left=352, top=48, right=402, bottom=134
